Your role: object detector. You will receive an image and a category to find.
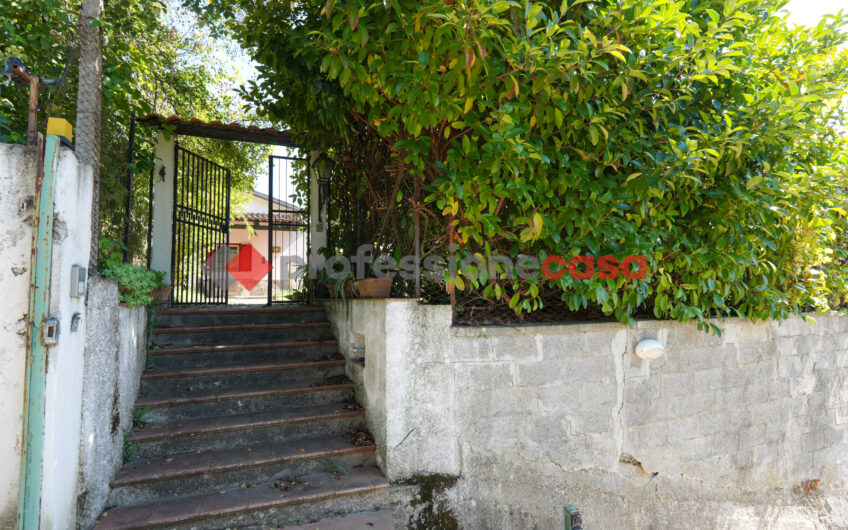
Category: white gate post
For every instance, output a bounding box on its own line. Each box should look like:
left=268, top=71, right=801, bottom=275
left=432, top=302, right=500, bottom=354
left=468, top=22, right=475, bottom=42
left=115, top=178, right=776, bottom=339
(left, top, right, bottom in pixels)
left=150, top=133, right=175, bottom=283
left=309, top=150, right=328, bottom=275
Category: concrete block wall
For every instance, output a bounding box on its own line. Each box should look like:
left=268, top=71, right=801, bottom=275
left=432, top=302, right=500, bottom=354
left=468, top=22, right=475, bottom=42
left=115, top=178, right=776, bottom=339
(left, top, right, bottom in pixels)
left=323, top=299, right=848, bottom=528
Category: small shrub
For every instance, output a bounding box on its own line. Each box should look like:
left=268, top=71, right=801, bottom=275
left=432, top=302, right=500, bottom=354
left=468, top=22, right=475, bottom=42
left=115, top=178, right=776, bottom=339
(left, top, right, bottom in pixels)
left=122, top=431, right=138, bottom=462
left=132, top=406, right=153, bottom=429
left=101, top=263, right=165, bottom=306
left=98, top=237, right=125, bottom=271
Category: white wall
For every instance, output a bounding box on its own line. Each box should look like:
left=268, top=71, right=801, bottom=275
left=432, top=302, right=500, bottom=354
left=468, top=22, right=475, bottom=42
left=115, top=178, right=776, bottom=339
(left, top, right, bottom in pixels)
left=324, top=299, right=848, bottom=528
left=0, top=143, right=148, bottom=529
left=0, top=143, right=92, bottom=529
left=150, top=133, right=175, bottom=283
left=0, top=144, right=38, bottom=528
left=309, top=151, right=327, bottom=271
left=39, top=148, right=94, bottom=529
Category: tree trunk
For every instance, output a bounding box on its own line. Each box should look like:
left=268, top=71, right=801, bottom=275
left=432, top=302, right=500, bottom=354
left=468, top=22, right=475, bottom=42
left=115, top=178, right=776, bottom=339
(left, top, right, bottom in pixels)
left=75, top=0, right=104, bottom=269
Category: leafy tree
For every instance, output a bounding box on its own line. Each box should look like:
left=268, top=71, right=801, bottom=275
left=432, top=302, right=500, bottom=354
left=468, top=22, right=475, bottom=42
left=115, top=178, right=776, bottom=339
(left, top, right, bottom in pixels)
left=197, top=0, right=848, bottom=329
left=1, top=0, right=269, bottom=264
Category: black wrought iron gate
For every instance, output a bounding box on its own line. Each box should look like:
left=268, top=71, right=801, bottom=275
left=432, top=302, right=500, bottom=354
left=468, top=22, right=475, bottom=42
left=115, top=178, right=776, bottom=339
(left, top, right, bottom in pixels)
left=267, top=154, right=310, bottom=304
left=170, top=142, right=231, bottom=304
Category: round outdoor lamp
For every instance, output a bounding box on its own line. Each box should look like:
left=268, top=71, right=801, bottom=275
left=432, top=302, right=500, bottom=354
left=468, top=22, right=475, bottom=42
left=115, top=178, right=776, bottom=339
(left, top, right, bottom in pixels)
left=635, top=338, right=664, bottom=360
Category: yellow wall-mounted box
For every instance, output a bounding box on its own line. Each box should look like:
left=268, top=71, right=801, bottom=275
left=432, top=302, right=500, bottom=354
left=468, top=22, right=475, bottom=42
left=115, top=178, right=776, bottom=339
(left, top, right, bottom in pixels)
left=46, top=117, right=73, bottom=143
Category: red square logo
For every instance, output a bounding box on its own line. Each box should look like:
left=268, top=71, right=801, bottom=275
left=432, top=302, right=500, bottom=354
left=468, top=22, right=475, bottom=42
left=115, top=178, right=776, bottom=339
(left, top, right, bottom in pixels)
left=226, top=244, right=272, bottom=291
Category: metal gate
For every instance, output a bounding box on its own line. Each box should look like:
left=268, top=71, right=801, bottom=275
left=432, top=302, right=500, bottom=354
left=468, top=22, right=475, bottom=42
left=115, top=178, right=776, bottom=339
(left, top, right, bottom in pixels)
left=267, top=154, right=310, bottom=304
left=170, top=142, right=231, bottom=304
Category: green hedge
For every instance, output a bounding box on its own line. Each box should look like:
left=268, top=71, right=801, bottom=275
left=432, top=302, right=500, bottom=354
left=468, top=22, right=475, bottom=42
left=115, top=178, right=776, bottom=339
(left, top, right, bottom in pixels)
left=200, top=0, right=848, bottom=329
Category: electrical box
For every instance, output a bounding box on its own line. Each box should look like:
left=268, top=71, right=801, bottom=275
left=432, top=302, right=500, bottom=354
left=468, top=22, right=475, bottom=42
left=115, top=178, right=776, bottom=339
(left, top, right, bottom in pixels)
left=564, top=505, right=582, bottom=530
left=70, top=265, right=87, bottom=298
left=43, top=318, right=60, bottom=345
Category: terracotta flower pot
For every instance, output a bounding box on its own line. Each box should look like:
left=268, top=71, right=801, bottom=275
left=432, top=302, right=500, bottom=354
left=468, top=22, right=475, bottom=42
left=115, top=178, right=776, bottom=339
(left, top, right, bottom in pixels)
left=357, top=278, right=393, bottom=298
left=153, top=286, right=171, bottom=304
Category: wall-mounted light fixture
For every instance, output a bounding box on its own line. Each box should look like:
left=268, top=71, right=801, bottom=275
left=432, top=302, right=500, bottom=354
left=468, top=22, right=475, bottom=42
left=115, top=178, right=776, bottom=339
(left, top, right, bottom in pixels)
left=635, top=338, right=664, bottom=360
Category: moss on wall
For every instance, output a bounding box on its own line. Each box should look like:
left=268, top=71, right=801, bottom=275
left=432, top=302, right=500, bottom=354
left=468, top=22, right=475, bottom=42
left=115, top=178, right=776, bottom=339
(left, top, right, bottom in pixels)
left=404, top=474, right=459, bottom=530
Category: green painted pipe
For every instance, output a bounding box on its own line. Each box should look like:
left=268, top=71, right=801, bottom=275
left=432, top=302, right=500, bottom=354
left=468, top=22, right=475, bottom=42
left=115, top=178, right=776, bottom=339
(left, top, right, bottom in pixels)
left=17, top=135, right=61, bottom=530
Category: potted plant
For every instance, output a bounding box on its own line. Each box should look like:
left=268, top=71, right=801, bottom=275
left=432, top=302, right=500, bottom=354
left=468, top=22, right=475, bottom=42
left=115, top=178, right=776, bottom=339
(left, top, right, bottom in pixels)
left=326, top=271, right=357, bottom=301
left=152, top=271, right=170, bottom=304
left=356, top=263, right=394, bottom=298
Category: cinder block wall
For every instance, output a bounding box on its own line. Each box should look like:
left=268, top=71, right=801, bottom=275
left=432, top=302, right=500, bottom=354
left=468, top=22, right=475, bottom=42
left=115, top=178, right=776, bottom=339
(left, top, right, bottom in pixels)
left=324, top=299, right=848, bottom=528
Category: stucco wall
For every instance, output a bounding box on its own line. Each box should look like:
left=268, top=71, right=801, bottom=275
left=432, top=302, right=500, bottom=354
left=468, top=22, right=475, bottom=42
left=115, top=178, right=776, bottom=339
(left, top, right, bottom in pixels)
left=0, top=144, right=38, bottom=528
left=150, top=134, right=174, bottom=283
left=76, top=279, right=147, bottom=530
left=0, top=144, right=96, bottom=528
left=0, top=144, right=147, bottom=529
left=40, top=147, right=94, bottom=529
left=323, top=299, right=848, bottom=528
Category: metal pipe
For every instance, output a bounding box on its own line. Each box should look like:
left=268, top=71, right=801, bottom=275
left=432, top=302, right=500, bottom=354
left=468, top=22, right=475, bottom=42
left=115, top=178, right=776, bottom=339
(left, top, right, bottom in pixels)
left=17, top=135, right=61, bottom=529
left=267, top=156, right=273, bottom=306
left=414, top=177, right=421, bottom=299
left=146, top=167, right=153, bottom=268
left=225, top=169, right=231, bottom=306
left=169, top=140, right=179, bottom=303
left=13, top=64, right=41, bottom=147
left=122, top=111, right=136, bottom=262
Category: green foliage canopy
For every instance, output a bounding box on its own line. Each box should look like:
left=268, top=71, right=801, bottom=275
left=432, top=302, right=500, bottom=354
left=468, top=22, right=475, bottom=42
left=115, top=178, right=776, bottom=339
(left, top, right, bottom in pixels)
left=1, top=0, right=269, bottom=261
left=152, top=0, right=848, bottom=326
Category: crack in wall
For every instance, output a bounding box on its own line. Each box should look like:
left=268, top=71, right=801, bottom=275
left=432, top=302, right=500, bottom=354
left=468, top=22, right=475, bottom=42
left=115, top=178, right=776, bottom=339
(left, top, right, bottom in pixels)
left=611, top=330, right=627, bottom=462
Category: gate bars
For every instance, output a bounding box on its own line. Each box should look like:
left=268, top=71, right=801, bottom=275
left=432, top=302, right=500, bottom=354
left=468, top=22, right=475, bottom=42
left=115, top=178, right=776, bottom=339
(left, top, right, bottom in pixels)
left=268, top=154, right=310, bottom=304
left=170, top=142, right=231, bottom=304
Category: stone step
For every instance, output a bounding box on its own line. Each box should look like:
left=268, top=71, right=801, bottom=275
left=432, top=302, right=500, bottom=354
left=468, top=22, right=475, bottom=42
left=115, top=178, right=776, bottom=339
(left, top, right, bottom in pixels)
left=151, top=321, right=333, bottom=347
left=96, top=305, right=392, bottom=529
left=109, top=435, right=376, bottom=506
left=94, top=467, right=389, bottom=530
left=128, top=404, right=365, bottom=459
left=141, top=359, right=346, bottom=394
left=280, top=511, right=394, bottom=530
left=148, top=340, right=340, bottom=369
left=156, top=305, right=327, bottom=328
left=138, top=380, right=355, bottom=421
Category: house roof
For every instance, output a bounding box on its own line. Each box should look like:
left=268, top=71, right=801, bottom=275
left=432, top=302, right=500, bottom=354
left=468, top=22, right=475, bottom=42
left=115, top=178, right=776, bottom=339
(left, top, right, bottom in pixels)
left=234, top=212, right=305, bottom=225
left=235, top=192, right=305, bottom=225
left=139, top=114, right=301, bottom=147
left=252, top=191, right=301, bottom=212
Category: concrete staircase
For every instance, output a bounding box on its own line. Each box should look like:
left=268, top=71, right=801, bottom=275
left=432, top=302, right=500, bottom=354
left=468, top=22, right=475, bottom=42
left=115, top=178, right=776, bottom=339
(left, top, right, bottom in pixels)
left=94, top=305, right=390, bottom=529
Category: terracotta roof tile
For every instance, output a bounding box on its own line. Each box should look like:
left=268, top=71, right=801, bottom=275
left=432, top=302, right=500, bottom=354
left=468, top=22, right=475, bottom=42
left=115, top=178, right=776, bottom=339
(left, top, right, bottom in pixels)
left=235, top=212, right=305, bottom=225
